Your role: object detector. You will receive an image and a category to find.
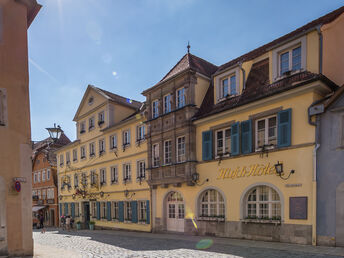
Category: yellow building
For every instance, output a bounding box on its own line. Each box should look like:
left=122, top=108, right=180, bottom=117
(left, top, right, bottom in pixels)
left=56, top=85, right=151, bottom=232
left=149, top=9, right=341, bottom=246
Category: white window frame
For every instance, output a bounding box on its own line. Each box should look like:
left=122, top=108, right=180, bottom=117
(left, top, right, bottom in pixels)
left=123, top=129, right=130, bottom=146
left=100, top=168, right=106, bottom=185
left=34, top=173, right=37, bottom=183
left=215, top=67, right=240, bottom=103
left=73, top=149, right=78, bottom=162
left=113, top=201, right=119, bottom=220
left=59, top=154, right=64, bottom=167
left=199, top=189, right=225, bottom=218
left=272, top=36, right=307, bottom=81
left=101, top=202, right=107, bottom=219
left=123, top=163, right=131, bottom=182
left=90, top=170, right=97, bottom=186
left=215, top=127, right=231, bottom=157
left=163, top=94, right=172, bottom=114
left=89, top=116, right=95, bottom=131
left=80, top=146, right=86, bottom=159
left=176, top=136, right=186, bottom=163
left=47, top=169, right=51, bottom=181
left=99, top=138, right=105, bottom=155
left=38, top=171, right=41, bottom=182
left=110, top=134, right=117, bottom=150
left=255, top=115, right=278, bottom=151
left=137, top=125, right=145, bottom=141
left=152, top=99, right=159, bottom=118
left=66, top=152, right=70, bottom=164
left=138, top=201, right=147, bottom=222
left=164, top=140, right=172, bottom=165
left=137, top=160, right=146, bottom=180
left=176, top=87, right=186, bottom=109
left=80, top=121, right=86, bottom=134
left=124, top=202, right=132, bottom=221
left=110, top=166, right=118, bottom=184
left=98, top=111, right=105, bottom=125
left=42, top=170, right=46, bottom=182
left=89, top=142, right=95, bottom=157
left=74, top=173, right=79, bottom=188
left=152, top=143, right=159, bottom=167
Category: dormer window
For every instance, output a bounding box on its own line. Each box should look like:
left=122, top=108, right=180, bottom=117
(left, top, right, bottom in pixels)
left=280, top=46, right=301, bottom=76
left=215, top=67, right=239, bottom=103
left=221, top=75, right=236, bottom=98
left=152, top=100, right=159, bottom=118
left=176, top=88, right=185, bottom=108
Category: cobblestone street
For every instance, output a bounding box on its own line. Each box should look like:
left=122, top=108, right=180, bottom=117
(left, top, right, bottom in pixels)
left=32, top=229, right=344, bottom=258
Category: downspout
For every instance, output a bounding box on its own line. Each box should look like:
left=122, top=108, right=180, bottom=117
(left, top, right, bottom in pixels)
left=239, top=62, right=246, bottom=90
left=316, top=25, right=323, bottom=74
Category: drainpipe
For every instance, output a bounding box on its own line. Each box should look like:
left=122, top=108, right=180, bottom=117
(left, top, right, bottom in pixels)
left=316, top=25, right=323, bottom=74
left=238, top=62, right=246, bottom=90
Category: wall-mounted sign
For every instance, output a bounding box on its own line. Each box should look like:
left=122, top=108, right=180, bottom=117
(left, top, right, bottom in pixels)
left=290, top=197, right=308, bottom=220
left=14, top=181, right=21, bottom=192
left=216, top=163, right=277, bottom=180
left=13, top=177, right=26, bottom=183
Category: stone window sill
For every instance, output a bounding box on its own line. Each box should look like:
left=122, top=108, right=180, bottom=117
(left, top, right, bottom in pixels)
left=241, top=219, right=281, bottom=225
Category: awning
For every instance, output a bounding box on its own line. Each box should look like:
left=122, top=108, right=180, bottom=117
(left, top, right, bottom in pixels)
left=32, top=206, right=46, bottom=212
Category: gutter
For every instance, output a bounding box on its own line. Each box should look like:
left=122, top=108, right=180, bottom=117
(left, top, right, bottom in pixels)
left=239, top=62, right=246, bottom=90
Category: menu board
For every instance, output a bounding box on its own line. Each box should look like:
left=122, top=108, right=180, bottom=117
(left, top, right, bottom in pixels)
left=289, top=197, right=308, bottom=219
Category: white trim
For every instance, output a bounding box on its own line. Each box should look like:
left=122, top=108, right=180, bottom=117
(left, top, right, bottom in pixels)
left=215, top=67, right=240, bottom=104
left=195, top=186, right=227, bottom=219
left=163, top=93, right=172, bottom=114
left=215, top=127, right=231, bottom=157
left=255, top=115, right=278, bottom=151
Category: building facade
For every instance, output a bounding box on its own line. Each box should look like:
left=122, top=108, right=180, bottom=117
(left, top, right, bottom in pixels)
left=56, top=86, right=151, bottom=232
left=0, top=0, right=41, bottom=256
left=32, top=133, right=70, bottom=227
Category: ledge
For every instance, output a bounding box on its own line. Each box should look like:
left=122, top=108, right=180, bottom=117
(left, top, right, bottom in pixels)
left=197, top=217, right=225, bottom=222
left=241, top=219, right=282, bottom=225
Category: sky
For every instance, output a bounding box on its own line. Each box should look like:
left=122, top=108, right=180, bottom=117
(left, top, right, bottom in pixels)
left=28, top=0, right=344, bottom=141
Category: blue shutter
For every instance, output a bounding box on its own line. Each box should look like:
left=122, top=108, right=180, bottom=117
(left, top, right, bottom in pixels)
left=64, top=203, right=68, bottom=216
left=278, top=109, right=292, bottom=147
left=241, top=120, right=252, bottom=154
left=231, top=122, right=240, bottom=156
left=59, top=203, right=62, bottom=216
left=146, top=200, right=150, bottom=224
left=202, top=131, right=213, bottom=161
left=71, top=203, right=75, bottom=218
left=131, top=201, right=138, bottom=223
left=118, top=201, right=124, bottom=222
left=96, top=202, right=100, bottom=220
left=107, top=202, right=111, bottom=221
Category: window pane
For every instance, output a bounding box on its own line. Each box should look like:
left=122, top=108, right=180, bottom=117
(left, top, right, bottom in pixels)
left=248, top=204, right=256, bottom=217
left=259, top=186, right=269, bottom=201
left=216, top=131, right=223, bottom=155
left=272, top=203, right=281, bottom=217
left=169, top=204, right=175, bottom=218
left=225, top=129, right=231, bottom=154
left=268, top=117, right=277, bottom=145
left=222, top=79, right=228, bottom=97
left=280, top=52, right=289, bottom=75
left=248, top=189, right=256, bottom=202
left=230, top=75, right=236, bottom=95
left=257, top=120, right=266, bottom=147
left=292, top=46, right=301, bottom=71
left=178, top=204, right=184, bottom=219
left=259, top=203, right=269, bottom=217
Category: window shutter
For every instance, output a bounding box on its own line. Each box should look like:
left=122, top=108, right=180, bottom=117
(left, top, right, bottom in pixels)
left=278, top=109, right=292, bottom=147
left=146, top=200, right=150, bottom=224
left=131, top=201, right=138, bottom=223
left=59, top=203, right=62, bottom=216
left=107, top=202, right=111, bottom=221
left=241, top=120, right=252, bottom=154
left=202, top=131, right=213, bottom=161
left=71, top=203, right=75, bottom=218
left=118, top=201, right=124, bottom=222
left=231, top=122, right=240, bottom=156
left=96, top=202, right=100, bottom=220
left=64, top=203, right=68, bottom=216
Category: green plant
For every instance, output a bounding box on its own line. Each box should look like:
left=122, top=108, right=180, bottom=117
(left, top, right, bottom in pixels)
left=89, top=221, right=95, bottom=225
left=76, top=221, right=81, bottom=225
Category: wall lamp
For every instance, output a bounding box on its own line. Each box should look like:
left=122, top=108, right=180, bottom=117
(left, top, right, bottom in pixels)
left=191, top=172, right=209, bottom=186
left=274, top=161, right=295, bottom=180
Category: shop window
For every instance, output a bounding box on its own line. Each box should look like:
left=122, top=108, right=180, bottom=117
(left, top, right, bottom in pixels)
left=215, top=128, right=231, bottom=157
left=124, top=202, right=132, bottom=221
left=245, top=185, right=281, bottom=220
left=199, top=189, right=225, bottom=219
left=164, top=140, right=172, bottom=165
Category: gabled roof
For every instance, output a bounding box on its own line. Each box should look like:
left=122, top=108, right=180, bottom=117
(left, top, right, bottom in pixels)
left=143, top=53, right=217, bottom=94
left=216, top=5, right=344, bottom=74
left=73, top=85, right=142, bottom=121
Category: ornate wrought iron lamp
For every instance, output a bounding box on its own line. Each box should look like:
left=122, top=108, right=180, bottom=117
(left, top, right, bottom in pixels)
left=274, top=161, right=295, bottom=180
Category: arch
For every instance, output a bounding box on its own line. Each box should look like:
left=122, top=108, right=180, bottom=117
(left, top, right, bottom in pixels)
left=195, top=186, right=227, bottom=219
left=0, top=176, right=7, bottom=255
left=239, top=182, right=284, bottom=220
left=162, top=190, right=185, bottom=232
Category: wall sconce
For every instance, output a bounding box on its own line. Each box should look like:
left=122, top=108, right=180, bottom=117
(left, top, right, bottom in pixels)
left=274, top=161, right=295, bottom=180
left=191, top=172, right=209, bottom=186
left=100, top=191, right=104, bottom=198
left=124, top=189, right=135, bottom=199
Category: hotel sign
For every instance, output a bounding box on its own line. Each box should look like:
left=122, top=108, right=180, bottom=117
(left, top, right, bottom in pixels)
left=217, top=163, right=278, bottom=180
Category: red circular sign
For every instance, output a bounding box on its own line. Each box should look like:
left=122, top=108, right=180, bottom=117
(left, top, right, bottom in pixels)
left=14, top=181, right=21, bottom=192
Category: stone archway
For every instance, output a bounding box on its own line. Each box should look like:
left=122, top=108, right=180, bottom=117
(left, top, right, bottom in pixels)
left=336, top=182, right=344, bottom=246
left=0, top=176, right=7, bottom=255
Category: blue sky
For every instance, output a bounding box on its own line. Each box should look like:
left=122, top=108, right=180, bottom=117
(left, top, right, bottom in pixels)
left=28, top=0, right=344, bottom=141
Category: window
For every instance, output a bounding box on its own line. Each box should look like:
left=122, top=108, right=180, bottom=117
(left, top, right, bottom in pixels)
left=199, top=189, right=225, bottom=218
left=164, top=140, right=172, bottom=165
left=221, top=74, right=236, bottom=98
left=42, top=189, right=46, bottom=200
left=256, top=115, right=277, bottom=150
left=66, top=152, right=70, bottom=164
left=91, top=202, right=97, bottom=218
left=38, top=171, right=41, bottom=182
left=90, top=170, right=97, bottom=186
left=137, top=125, right=145, bottom=141
left=279, top=46, right=301, bottom=76
left=80, top=121, right=86, bottom=134
left=111, top=166, right=118, bottom=184
left=0, top=89, right=7, bottom=126
left=74, top=174, right=79, bottom=188
left=176, top=88, right=185, bottom=108
left=152, top=100, right=159, bottom=118
left=123, top=163, right=131, bottom=182
left=34, top=173, right=37, bottom=183
left=73, top=149, right=78, bottom=161
left=59, top=154, right=64, bottom=166
left=99, top=139, right=105, bottom=155
left=89, top=117, right=95, bottom=130
left=110, top=135, right=117, bottom=149
left=89, top=142, right=95, bottom=157
left=152, top=143, right=159, bottom=167
left=98, top=111, right=105, bottom=126
left=81, top=172, right=87, bottom=186
left=38, top=190, right=41, bottom=199
left=164, top=94, right=172, bottom=113
left=113, top=202, right=119, bottom=220
left=47, top=188, right=54, bottom=199
left=100, top=168, right=106, bottom=185
left=80, top=146, right=86, bottom=159
left=215, top=128, right=231, bottom=157
left=47, top=169, right=51, bottom=181
left=123, top=130, right=130, bottom=146
left=137, top=160, right=146, bottom=179
left=177, top=136, right=186, bottom=163
left=101, top=202, right=106, bottom=219
left=124, top=202, right=132, bottom=221
left=75, top=203, right=80, bottom=217
left=138, top=201, right=147, bottom=222
left=245, top=185, right=281, bottom=219
left=42, top=170, right=46, bottom=182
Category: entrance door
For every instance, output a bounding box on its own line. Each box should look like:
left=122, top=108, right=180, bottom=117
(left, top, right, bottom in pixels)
left=83, top=202, right=90, bottom=227
left=166, top=192, right=184, bottom=232
left=336, top=182, right=344, bottom=246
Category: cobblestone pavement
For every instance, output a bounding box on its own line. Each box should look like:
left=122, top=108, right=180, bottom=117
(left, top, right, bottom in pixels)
left=33, top=229, right=344, bottom=258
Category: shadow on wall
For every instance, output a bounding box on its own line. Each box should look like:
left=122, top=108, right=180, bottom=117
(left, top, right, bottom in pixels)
left=0, top=176, right=7, bottom=255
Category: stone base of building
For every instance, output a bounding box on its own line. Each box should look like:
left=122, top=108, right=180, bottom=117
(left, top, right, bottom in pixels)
left=154, top=218, right=312, bottom=245
left=317, top=235, right=336, bottom=246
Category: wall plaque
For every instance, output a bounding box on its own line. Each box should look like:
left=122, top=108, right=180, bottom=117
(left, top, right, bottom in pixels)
left=290, top=197, right=307, bottom=219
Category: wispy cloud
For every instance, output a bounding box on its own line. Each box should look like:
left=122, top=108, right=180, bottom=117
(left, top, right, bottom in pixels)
left=29, top=58, right=60, bottom=85
left=86, top=21, right=103, bottom=45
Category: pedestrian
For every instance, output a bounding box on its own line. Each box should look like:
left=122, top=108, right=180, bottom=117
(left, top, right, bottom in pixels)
left=66, top=216, right=71, bottom=231
left=40, top=214, right=46, bottom=234
left=60, top=215, right=66, bottom=230
left=70, top=217, right=74, bottom=230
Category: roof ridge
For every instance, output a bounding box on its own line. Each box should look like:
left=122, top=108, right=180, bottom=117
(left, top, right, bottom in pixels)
left=189, top=53, right=217, bottom=69
left=159, top=54, right=188, bottom=82
left=94, top=86, right=142, bottom=105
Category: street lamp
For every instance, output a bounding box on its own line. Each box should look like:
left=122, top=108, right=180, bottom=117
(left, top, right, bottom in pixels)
left=274, top=161, right=295, bottom=180
left=46, top=123, right=63, bottom=142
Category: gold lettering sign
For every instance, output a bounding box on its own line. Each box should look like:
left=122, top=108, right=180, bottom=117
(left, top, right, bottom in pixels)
left=216, top=163, right=277, bottom=180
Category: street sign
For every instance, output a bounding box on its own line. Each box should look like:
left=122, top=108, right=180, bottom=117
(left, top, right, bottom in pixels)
left=14, top=181, right=21, bottom=193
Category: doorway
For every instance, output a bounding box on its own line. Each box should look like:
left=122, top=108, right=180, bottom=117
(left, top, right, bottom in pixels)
left=83, top=202, right=90, bottom=228
left=166, top=191, right=185, bottom=232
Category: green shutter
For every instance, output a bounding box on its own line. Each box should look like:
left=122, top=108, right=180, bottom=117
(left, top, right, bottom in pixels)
left=118, top=201, right=124, bottom=222
left=71, top=203, right=75, bottom=218
left=278, top=109, right=292, bottom=147
left=131, top=201, right=138, bottom=223
left=59, top=203, right=62, bottom=216
left=107, top=202, right=111, bottom=221
left=64, top=203, right=68, bottom=216
left=231, top=122, right=240, bottom=156
left=96, top=202, right=100, bottom=220
left=202, top=131, right=213, bottom=161
left=146, top=200, right=150, bottom=224
left=241, top=120, right=252, bottom=154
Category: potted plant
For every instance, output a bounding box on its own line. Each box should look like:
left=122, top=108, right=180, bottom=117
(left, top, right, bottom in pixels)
left=76, top=221, right=81, bottom=230
left=89, top=221, right=95, bottom=230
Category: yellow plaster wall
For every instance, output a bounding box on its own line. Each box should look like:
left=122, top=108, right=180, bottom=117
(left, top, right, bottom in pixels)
left=194, top=77, right=210, bottom=108
left=306, top=30, right=320, bottom=74
left=77, top=90, right=106, bottom=119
